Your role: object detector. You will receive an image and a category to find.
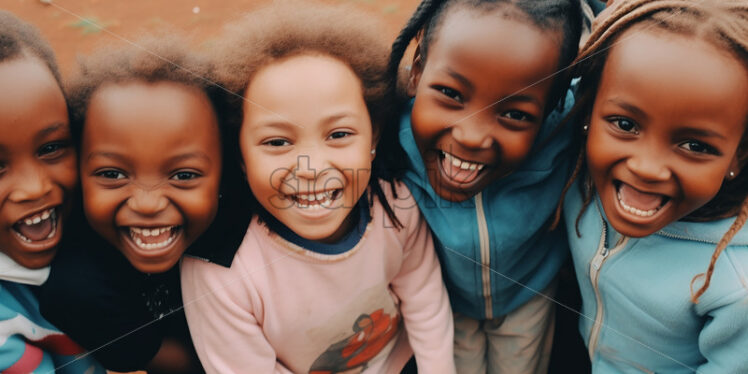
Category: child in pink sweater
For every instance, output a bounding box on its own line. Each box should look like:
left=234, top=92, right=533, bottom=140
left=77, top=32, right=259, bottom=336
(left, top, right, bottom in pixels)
left=180, top=3, right=455, bottom=373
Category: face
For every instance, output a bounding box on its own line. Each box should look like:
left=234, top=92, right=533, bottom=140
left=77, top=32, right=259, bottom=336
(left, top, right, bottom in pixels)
left=240, top=54, right=375, bottom=243
left=587, top=29, right=748, bottom=237
left=0, top=58, right=76, bottom=269
left=409, top=7, right=561, bottom=202
left=80, top=81, right=222, bottom=273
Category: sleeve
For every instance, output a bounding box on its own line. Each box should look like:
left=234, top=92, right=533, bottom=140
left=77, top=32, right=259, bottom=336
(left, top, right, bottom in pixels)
left=388, top=206, right=456, bottom=374
left=0, top=334, right=57, bottom=373
left=695, top=291, right=748, bottom=374
left=39, top=245, right=163, bottom=371
left=180, top=256, right=293, bottom=374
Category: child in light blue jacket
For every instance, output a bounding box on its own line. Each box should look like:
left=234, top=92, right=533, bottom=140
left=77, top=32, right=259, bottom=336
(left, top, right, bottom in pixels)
left=559, top=0, right=748, bottom=372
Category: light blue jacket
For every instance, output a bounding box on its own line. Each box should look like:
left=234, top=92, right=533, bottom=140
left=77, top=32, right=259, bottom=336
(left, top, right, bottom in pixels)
left=398, top=92, right=575, bottom=320
left=564, top=183, right=748, bottom=373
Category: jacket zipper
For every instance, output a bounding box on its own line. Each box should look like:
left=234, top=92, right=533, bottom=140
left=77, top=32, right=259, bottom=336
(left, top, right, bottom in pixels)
left=588, top=219, right=629, bottom=359
left=475, top=192, right=493, bottom=318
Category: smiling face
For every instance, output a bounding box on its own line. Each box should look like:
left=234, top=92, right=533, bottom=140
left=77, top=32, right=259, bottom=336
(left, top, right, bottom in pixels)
left=408, top=7, right=561, bottom=202
left=240, top=54, right=375, bottom=243
left=587, top=28, right=748, bottom=238
left=0, top=58, right=76, bottom=269
left=80, top=81, right=222, bottom=273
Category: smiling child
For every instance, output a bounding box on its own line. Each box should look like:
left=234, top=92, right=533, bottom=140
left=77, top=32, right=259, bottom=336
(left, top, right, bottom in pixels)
left=559, top=0, right=748, bottom=372
left=39, top=37, right=250, bottom=373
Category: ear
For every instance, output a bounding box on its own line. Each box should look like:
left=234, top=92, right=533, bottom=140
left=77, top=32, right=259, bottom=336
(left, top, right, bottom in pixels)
left=406, top=44, right=424, bottom=97
left=370, top=129, right=380, bottom=161
left=726, top=152, right=741, bottom=180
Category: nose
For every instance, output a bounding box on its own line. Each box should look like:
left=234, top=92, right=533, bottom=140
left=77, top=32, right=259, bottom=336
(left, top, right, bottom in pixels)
left=8, top=164, right=53, bottom=203
left=626, top=154, right=671, bottom=183
left=292, top=153, right=331, bottom=181
left=126, top=187, right=169, bottom=216
left=451, top=117, right=494, bottom=149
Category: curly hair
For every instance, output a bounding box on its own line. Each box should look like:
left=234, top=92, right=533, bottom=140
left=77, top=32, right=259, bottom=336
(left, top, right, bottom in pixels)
left=0, top=10, right=63, bottom=91
left=553, top=0, right=748, bottom=303
left=211, top=1, right=403, bottom=228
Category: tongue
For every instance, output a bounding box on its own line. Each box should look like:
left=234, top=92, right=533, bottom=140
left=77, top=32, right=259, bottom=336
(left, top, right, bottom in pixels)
left=441, top=156, right=480, bottom=184
left=618, top=184, right=663, bottom=211
left=15, top=219, right=53, bottom=241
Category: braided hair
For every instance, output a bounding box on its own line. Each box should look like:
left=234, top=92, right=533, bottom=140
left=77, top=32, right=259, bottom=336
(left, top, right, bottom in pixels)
left=554, top=0, right=748, bottom=303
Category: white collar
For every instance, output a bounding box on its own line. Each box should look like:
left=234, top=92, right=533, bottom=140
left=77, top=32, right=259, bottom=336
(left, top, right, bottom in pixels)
left=0, top=251, right=50, bottom=286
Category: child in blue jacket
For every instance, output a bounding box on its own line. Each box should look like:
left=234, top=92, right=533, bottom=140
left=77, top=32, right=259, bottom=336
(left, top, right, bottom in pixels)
left=385, top=0, right=584, bottom=372
left=559, top=0, right=748, bottom=372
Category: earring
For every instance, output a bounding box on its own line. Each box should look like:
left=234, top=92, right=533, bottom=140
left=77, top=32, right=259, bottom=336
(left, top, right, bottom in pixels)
left=729, top=171, right=736, bottom=179
left=371, top=149, right=376, bottom=155
left=582, top=124, right=589, bottom=132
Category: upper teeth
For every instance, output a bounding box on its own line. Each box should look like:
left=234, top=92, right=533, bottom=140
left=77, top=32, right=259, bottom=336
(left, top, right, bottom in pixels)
left=292, top=190, right=337, bottom=210
left=131, top=226, right=172, bottom=237
left=444, top=152, right=485, bottom=171
left=23, top=208, right=54, bottom=226
left=617, top=191, right=660, bottom=217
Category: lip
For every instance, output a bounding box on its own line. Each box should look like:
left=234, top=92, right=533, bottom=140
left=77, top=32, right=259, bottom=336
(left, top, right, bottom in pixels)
left=119, top=225, right=183, bottom=259
left=611, top=181, right=672, bottom=225
left=10, top=206, right=62, bottom=252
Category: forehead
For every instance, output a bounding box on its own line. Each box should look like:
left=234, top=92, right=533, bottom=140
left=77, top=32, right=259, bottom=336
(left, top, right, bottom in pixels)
left=83, top=81, right=220, bottom=152
left=242, top=54, right=369, bottom=128
left=601, top=28, right=748, bottom=121
left=0, top=58, right=66, bottom=130
left=426, top=8, right=561, bottom=88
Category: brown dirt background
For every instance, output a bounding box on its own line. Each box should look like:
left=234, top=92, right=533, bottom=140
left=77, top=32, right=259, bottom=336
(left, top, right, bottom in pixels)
left=4, top=0, right=420, bottom=78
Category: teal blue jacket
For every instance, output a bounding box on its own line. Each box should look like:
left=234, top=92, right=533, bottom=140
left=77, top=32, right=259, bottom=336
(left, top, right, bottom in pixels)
left=398, top=92, right=575, bottom=320
left=564, top=183, right=748, bottom=373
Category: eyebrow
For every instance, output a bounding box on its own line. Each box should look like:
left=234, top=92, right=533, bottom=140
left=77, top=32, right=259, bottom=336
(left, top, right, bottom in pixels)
left=677, top=127, right=727, bottom=141
left=255, top=113, right=358, bottom=130
left=87, top=151, right=128, bottom=162
left=165, top=152, right=213, bottom=164
left=606, top=99, right=649, bottom=121
left=444, top=68, right=541, bottom=106
left=444, top=68, right=474, bottom=92
left=35, top=123, right=67, bottom=142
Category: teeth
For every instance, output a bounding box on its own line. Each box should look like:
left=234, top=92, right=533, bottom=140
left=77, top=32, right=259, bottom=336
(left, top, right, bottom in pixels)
left=443, top=151, right=485, bottom=172
left=291, top=190, right=339, bottom=209
left=617, top=191, right=660, bottom=217
left=129, top=226, right=176, bottom=250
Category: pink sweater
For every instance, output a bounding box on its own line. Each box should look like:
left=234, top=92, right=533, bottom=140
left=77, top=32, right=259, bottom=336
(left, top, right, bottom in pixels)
left=181, top=182, right=455, bottom=373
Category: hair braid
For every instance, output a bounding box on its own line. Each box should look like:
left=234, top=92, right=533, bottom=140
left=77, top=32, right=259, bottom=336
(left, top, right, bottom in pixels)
left=690, top=198, right=748, bottom=303
left=386, top=0, right=443, bottom=81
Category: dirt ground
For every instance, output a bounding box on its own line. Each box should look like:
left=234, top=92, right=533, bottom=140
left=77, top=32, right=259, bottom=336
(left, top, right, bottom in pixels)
left=4, top=0, right=421, bottom=77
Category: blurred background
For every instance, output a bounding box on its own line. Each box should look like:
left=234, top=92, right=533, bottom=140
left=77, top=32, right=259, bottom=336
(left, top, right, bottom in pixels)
left=4, top=0, right=421, bottom=77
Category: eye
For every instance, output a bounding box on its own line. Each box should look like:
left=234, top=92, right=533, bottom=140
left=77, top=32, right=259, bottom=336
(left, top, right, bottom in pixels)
left=609, top=117, right=639, bottom=134
left=95, top=169, right=126, bottom=180
left=501, top=110, right=533, bottom=122
left=0, top=161, right=6, bottom=176
left=328, top=131, right=352, bottom=140
left=435, top=86, right=463, bottom=103
left=171, top=171, right=201, bottom=181
left=37, top=142, right=69, bottom=159
left=679, top=140, right=720, bottom=155
left=263, top=138, right=290, bottom=147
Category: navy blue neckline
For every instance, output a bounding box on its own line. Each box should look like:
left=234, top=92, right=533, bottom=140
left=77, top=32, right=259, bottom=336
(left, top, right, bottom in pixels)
left=260, top=197, right=371, bottom=255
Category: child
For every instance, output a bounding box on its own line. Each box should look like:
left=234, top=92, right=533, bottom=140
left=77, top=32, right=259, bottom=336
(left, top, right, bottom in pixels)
left=38, top=37, right=250, bottom=373
left=386, top=0, right=583, bottom=372
left=559, top=0, right=748, bottom=372
left=0, top=10, right=104, bottom=373
left=180, top=3, right=454, bottom=373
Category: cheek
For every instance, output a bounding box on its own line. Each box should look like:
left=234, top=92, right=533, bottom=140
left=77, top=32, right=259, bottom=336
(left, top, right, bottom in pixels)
left=410, top=99, right=443, bottom=145
left=499, top=131, right=538, bottom=164
left=52, top=155, right=79, bottom=192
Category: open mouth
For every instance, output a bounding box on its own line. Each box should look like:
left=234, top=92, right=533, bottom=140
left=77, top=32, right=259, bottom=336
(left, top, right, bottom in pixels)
left=439, top=150, right=487, bottom=184
left=615, top=182, right=670, bottom=218
left=286, top=189, right=343, bottom=210
left=127, top=226, right=180, bottom=251
left=13, top=208, right=58, bottom=243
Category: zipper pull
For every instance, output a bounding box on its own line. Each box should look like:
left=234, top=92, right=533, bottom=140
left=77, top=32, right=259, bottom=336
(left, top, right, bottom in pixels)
left=590, top=247, right=608, bottom=271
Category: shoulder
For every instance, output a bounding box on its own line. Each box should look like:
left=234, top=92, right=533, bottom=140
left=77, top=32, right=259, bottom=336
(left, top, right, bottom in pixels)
left=372, top=179, right=422, bottom=229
